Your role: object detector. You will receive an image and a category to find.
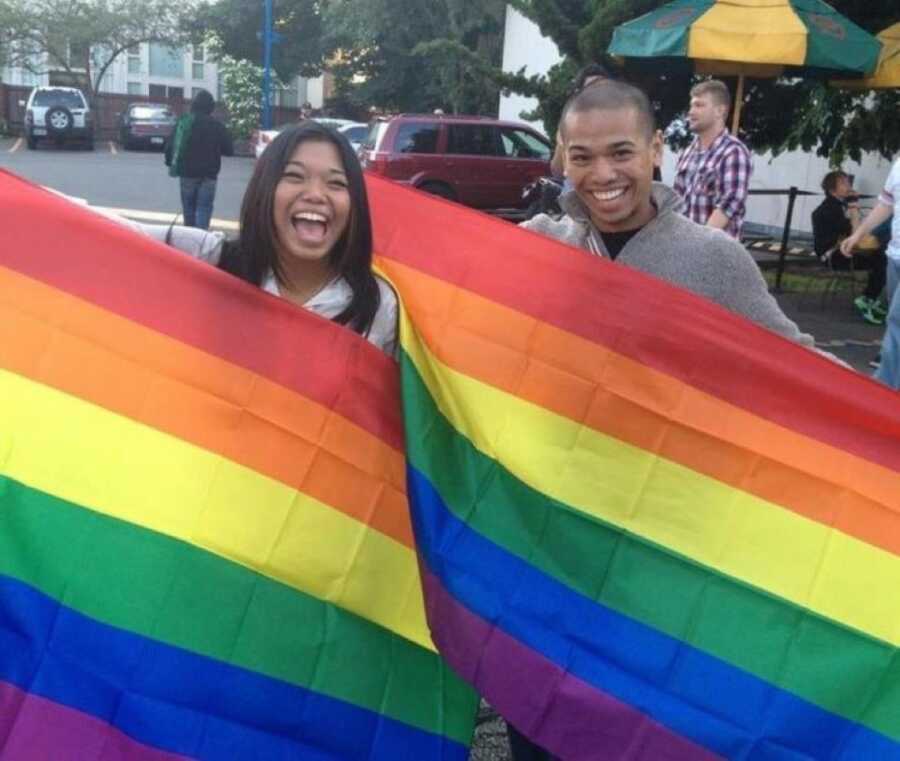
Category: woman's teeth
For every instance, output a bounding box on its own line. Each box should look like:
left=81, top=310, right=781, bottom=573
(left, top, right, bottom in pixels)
left=593, top=188, right=626, bottom=202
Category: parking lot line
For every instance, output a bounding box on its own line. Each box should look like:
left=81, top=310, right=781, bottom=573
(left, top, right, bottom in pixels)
left=8, top=138, right=22, bottom=153
left=92, top=205, right=239, bottom=232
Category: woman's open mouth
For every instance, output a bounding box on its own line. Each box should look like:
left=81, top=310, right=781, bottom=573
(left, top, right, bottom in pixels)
left=292, top=211, right=330, bottom=244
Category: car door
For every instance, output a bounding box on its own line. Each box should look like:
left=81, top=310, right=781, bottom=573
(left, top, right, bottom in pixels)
left=443, top=123, right=505, bottom=208
left=498, top=127, right=553, bottom=208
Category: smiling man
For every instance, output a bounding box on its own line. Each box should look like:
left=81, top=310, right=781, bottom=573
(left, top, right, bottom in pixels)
left=521, top=79, right=815, bottom=348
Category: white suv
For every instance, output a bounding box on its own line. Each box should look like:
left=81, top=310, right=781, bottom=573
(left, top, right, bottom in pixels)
left=24, top=86, right=94, bottom=150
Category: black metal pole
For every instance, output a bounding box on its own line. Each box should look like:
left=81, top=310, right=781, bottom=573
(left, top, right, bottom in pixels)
left=774, top=185, right=799, bottom=292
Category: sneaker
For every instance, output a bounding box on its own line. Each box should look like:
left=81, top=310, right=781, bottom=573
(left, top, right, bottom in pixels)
left=861, top=305, right=885, bottom=325
left=854, top=295, right=873, bottom=314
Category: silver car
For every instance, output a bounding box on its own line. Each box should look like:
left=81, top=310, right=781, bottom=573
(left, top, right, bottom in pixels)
left=24, top=86, right=94, bottom=150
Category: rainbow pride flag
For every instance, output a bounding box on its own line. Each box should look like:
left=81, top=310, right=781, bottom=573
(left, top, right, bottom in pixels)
left=0, top=169, right=477, bottom=759
left=368, top=177, right=900, bottom=759
left=4, top=166, right=900, bottom=761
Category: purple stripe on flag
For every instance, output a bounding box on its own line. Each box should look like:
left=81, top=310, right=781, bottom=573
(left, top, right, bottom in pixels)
left=0, top=681, right=188, bottom=761
left=420, top=568, right=720, bottom=761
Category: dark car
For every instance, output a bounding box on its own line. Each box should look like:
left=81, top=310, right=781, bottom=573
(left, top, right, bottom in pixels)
left=118, top=103, right=176, bottom=150
left=359, top=114, right=552, bottom=212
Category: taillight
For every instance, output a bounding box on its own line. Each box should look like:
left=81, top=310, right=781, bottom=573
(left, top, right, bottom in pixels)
left=262, top=132, right=272, bottom=144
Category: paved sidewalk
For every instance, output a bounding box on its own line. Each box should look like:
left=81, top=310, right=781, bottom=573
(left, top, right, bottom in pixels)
left=773, top=286, right=884, bottom=375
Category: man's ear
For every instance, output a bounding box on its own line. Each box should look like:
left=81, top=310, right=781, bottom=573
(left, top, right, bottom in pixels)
left=651, top=129, right=664, bottom=164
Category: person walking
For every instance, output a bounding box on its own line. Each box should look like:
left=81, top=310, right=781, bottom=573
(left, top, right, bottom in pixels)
left=674, top=79, right=752, bottom=239
left=165, top=89, right=233, bottom=230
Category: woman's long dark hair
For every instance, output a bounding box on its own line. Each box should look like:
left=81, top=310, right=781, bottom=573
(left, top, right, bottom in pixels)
left=220, top=121, right=380, bottom=336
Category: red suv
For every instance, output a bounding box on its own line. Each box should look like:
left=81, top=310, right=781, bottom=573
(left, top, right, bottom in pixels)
left=360, top=114, right=552, bottom=211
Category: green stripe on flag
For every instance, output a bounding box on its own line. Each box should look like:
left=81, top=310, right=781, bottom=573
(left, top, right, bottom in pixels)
left=401, top=351, right=900, bottom=740
left=0, top=474, right=477, bottom=744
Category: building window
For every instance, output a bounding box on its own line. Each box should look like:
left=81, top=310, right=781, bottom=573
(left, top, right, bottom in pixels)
left=127, top=46, right=142, bottom=75
left=192, top=46, right=205, bottom=80
left=127, top=81, right=143, bottom=95
left=149, top=43, right=185, bottom=79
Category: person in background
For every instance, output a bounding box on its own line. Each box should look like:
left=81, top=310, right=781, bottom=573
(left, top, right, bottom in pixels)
left=842, top=155, right=900, bottom=389
left=165, top=89, right=234, bottom=230
left=674, top=79, right=752, bottom=239
left=811, top=170, right=887, bottom=325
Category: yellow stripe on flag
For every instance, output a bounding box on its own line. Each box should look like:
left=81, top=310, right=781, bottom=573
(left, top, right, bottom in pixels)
left=401, top=311, right=900, bottom=647
left=0, top=368, right=432, bottom=650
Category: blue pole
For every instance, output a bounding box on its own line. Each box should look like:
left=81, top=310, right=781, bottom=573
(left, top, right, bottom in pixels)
left=262, top=0, right=273, bottom=129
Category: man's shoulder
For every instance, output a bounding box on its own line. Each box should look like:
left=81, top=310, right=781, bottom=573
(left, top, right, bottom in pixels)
left=520, top=213, right=587, bottom=247
left=655, top=213, right=748, bottom=260
left=721, top=133, right=751, bottom=157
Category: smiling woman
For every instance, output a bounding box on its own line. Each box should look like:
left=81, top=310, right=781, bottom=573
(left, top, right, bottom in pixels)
left=112, top=122, right=398, bottom=356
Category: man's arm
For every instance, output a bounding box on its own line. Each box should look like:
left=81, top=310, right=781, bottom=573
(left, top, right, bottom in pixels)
left=710, top=145, right=751, bottom=229
left=840, top=201, right=893, bottom=256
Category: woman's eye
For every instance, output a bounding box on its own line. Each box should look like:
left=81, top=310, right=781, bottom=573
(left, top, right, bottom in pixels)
left=283, top=172, right=305, bottom=182
left=329, top=180, right=348, bottom=190
left=614, top=151, right=632, bottom=160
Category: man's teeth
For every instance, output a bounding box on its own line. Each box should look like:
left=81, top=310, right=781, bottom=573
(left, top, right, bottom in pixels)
left=593, top=189, right=625, bottom=202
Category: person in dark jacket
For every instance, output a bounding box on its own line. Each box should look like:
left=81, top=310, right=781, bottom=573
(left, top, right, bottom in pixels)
left=165, top=89, right=233, bottom=229
left=811, top=170, right=887, bottom=324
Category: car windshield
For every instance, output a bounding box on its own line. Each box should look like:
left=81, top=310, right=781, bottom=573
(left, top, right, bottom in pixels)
left=342, top=126, right=367, bottom=142
left=130, top=106, right=173, bottom=120
left=32, top=90, right=85, bottom=109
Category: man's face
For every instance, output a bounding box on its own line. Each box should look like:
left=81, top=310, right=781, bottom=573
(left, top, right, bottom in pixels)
left=563, top=106, right=661, bottom=233
left=834, top=175, right=853, bottom=199
left=687, top=94, right=725, bottom=133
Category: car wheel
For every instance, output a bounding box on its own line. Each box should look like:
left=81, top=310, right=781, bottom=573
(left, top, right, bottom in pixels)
left=419, top=182, right=457, bottom=201
left=45, top=106, right=74, bottom=139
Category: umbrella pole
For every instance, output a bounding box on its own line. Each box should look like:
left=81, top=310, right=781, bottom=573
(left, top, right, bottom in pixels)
left=731, top=75, right=745, bottom=133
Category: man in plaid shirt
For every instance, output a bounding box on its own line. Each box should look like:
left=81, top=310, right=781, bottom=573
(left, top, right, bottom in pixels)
left=674, top=80, right=752, bottom=239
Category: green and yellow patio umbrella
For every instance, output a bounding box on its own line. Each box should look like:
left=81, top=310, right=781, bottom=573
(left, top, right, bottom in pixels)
left=832, top=22, right=900, bottom=90
left=608, top=0, right=881, bottom=131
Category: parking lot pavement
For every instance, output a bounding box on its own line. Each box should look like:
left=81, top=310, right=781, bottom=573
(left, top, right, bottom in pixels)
left=0, top=137, right=253, bottom=221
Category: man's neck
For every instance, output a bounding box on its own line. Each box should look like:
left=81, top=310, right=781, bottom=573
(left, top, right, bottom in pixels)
left=698, top=125, right=726, bottom=150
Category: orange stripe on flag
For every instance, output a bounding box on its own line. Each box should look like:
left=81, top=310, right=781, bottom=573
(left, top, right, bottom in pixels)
left=0, top=264, right=412, bottom=548
left=380, top=258, right=900, bottom=555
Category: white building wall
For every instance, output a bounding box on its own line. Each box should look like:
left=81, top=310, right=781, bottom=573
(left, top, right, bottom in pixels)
left=498, top=6, right=560, bottom=136
left=498, top=4, right=895, bottom=232
left=4, top=45, right=324, bottom=113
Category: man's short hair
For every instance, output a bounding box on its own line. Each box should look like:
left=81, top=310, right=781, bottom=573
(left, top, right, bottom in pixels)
left=821, top=170, right=849, bottom=194
left=690, top=79, right=731, bottom=111
left=560, top=79, right=656, bottom=141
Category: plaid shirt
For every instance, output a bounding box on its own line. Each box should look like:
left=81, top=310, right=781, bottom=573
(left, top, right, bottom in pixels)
left=674, top=130, right=752, bottom=239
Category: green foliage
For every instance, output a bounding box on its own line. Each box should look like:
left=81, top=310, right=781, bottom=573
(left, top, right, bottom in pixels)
left=323, top=0, right=506, bottom=115
left=185, top=0, right=322, bottom=83
left=204, top=33, right=282, bottom=140
left=509, top=0, right=900, bottom=161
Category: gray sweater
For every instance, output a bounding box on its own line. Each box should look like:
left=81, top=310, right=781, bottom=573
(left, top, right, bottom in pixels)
left=522, top=184, right=815, bottom=349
